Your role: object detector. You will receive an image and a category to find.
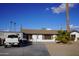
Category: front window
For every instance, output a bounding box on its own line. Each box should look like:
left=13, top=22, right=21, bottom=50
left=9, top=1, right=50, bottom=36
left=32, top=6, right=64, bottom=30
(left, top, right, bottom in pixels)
left=44, top=34, right=51, bottom=39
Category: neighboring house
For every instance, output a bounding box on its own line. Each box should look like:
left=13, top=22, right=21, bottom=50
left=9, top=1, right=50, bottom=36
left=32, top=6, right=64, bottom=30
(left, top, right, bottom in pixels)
left=21, top=29, right=58, bottom=42
left=0, top=32, right=4, bottom=45
left=3, top=32, right=23, bottom=40
left=70, top=30, right=79, bottom=42
left=0, top=31, right=4, bottom=39
left=0, top=31, right=23, bottom=45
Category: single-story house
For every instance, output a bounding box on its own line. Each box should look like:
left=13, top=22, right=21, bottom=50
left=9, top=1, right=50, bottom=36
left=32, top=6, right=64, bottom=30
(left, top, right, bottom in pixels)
left=21, top=29, right=58, bottom=42
left=0, top=31, right=23, bottom=40
left=22, top=29, right=79, bottom=42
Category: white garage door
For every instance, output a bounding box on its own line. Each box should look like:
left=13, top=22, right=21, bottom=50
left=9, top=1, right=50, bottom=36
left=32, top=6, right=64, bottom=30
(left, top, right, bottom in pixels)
left=38, top=35, right=42, bottom=40
left=32, top=35, right=37, bottom=39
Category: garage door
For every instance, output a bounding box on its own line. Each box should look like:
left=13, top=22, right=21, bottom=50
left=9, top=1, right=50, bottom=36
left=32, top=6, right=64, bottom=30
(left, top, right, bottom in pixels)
left=38, top=35, right=42, bottom=40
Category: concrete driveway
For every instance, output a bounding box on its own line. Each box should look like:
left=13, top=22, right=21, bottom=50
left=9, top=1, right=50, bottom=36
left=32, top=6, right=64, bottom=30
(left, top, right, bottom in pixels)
left=0, top=42, right=50, bottom=56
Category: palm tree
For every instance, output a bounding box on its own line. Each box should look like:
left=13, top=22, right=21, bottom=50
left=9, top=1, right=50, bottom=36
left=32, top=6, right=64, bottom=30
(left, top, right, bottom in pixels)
left=14, top=22, right=16, bottom=31
left=20, top=24, right=22, bottom=32
left=10, top=21, right=13, bottom=31
left=66, top=3, right=70, bottom=32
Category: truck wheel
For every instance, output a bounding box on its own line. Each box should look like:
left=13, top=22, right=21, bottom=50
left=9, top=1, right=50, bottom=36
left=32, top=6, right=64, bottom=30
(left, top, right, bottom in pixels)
left=18, top=44, right=20, bottom=47
left=4, top=45, right=7, bottom=48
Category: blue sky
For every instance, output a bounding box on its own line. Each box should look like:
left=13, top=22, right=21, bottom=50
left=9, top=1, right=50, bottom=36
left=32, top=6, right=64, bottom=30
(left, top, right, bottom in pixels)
left=0, top=3, right=79, bottom=31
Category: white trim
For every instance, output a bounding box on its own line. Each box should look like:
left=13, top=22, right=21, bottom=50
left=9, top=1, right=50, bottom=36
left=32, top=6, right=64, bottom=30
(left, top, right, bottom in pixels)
left=30, top=39, right=56, bottom=42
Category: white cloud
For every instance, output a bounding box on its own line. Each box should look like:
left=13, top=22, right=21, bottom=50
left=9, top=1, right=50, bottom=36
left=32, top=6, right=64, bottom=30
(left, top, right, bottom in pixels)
left=46, top=28, right=52, bottom=30
left=70, top=24, right=79, bottom=29
left=51, top=4, right=75, bottom=14
left=46, top=8, right=50, bottom=11
left=70, top=24, right=74, bottom=28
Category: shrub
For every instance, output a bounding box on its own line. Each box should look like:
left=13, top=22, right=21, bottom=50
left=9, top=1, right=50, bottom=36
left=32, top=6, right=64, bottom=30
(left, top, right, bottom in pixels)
left=56, top=30, right=70, bottom=44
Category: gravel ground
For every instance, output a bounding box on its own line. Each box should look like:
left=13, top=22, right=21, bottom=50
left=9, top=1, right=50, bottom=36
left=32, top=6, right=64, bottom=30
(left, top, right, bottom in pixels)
left=45, top=41, right=79, bottom=56
left=0, top=42, right=50, bottom=56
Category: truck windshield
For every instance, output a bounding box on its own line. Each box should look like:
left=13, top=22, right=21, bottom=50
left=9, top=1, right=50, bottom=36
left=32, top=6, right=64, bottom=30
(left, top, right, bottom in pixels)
left=8, top=35, right=18, bottom=38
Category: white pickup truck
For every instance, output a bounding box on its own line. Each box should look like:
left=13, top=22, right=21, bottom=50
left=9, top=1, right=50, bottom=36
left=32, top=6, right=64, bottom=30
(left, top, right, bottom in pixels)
left=4, top=35, right=20, bottom=48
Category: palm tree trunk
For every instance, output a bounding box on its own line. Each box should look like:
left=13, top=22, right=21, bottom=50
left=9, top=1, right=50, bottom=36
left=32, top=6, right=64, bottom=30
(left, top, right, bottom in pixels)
left=66, top=3, right=70, bottom=32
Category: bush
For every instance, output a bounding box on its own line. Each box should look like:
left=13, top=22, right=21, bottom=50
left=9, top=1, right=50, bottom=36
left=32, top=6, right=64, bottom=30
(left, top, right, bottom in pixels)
left=56, top=30, right=70, bottom=44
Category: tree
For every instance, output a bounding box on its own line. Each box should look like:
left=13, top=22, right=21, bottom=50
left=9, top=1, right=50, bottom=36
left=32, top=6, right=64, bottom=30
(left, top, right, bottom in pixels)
left=10, top=21, right=13, bottom=31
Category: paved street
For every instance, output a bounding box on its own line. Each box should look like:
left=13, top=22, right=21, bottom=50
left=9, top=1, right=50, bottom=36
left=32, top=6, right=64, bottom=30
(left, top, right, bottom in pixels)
left=0, top=43, right=50, bottom=56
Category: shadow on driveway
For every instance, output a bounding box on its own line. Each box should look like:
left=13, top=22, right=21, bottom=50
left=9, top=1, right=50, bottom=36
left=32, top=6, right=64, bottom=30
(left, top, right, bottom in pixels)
left=12, top=40, right=32, bottom=47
